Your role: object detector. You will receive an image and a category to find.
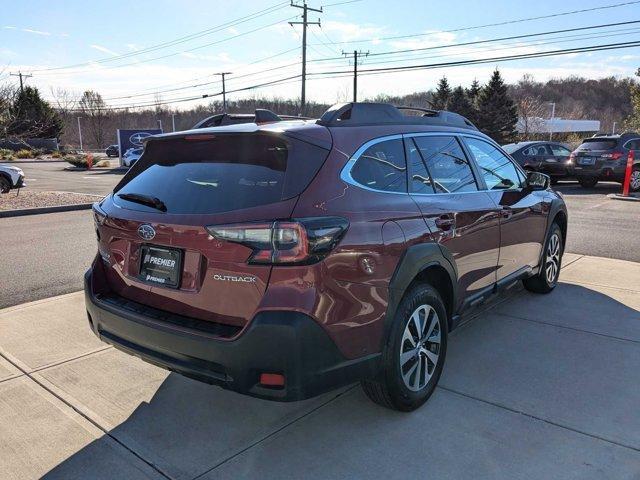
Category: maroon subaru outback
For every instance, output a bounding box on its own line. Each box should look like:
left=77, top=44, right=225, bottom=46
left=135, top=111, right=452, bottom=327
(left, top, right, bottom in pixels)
left=85, top=103, right=567, bottom=411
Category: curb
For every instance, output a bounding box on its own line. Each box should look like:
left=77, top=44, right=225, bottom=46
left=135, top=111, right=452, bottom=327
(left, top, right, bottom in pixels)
left=0, top=202, right=94, bottom=218
left=607, top=193, right=640, bottom=202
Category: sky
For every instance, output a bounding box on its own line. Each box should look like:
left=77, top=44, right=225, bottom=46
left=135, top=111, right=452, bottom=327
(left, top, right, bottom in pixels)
left=1, top=0, right=639, bottom=110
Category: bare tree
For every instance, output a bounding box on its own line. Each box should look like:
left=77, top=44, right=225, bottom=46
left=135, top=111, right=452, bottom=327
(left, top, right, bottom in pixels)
left=49, top=87, right=78, bottom=114
left=516, top=95, right=547, bottom=140
left=78, top=90, right=107, bottom=149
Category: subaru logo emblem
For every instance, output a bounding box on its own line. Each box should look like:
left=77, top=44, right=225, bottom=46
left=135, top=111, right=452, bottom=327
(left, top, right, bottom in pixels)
left=138, top=224, right=156, bottom=241
left=129, top=132, right=152, bottom=146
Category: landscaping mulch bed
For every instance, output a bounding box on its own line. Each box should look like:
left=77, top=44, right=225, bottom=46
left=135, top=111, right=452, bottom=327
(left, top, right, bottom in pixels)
left=0, top=190, right=102, bottom=211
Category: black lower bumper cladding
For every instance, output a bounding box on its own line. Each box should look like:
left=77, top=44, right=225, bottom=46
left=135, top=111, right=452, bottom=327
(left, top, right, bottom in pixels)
left=84, top=265, right=379, bottom=401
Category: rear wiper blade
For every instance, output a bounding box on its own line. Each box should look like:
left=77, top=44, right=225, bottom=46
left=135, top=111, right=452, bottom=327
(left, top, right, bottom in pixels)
left=117, top=192, right=167, bottom=212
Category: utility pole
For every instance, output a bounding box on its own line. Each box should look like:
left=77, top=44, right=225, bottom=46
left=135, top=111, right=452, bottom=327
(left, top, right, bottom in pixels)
left=172, top=113, right=176, bottom=132
left=548, top=102, right=556, bottom=141
left=342, top=50, right=369, bottom=102
left=10, top=71, right=33, bottom=93
left=290, top=1, right=322, bottom=116
left=77, top=117, right=83, bottom=152
left=216, top=72, right=232, bottom=112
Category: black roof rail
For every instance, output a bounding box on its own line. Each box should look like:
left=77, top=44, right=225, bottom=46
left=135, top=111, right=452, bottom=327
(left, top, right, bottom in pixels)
left=316, top=102, right=477, bottom=130
left=192, top=109, right=311, bottom=129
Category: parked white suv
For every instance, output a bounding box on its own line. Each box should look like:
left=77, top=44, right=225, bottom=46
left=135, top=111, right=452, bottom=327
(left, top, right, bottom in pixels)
left=0, top=164, right=25, bottom=193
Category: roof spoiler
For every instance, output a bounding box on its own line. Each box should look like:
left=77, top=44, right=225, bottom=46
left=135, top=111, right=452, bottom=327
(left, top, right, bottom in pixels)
left=316, top=102, right=477, bottom=130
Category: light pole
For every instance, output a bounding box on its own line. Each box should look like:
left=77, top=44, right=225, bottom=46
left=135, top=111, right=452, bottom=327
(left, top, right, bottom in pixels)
left=172, top=113, right=176, bottom=132
left=612, top=121, right=617, bottom=135
left=157, top=119, right=163, bottom=132
left=548, top=102, right=556, bottom=141
left=77, top=117, right=83, bottom=152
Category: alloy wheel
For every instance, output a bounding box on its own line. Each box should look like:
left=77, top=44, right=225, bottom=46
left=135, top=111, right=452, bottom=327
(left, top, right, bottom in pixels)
left=545, top=233, right=561, bottom=284
left=630, top=170, right=640, bottom=191
left=400, top=304, right=441, bottom=392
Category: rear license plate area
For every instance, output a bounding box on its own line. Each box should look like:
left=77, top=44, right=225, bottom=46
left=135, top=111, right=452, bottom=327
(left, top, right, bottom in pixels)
left=578, top=157, right=595, bottom=165
left=139, top=245, right=182, bottom=288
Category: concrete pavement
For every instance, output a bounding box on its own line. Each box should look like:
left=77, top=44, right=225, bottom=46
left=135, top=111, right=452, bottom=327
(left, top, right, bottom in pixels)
left=1, top=254, right=639, bottom=479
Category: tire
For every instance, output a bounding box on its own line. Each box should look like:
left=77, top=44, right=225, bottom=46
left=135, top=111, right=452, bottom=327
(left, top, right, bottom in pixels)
left=578, top=176, right=598, bottom=188
left=523, top=222, right=563, bottom=294
left=629, top=166, right=640, bottom=193
left=362, top=283, right=448, bottom=411
left=0, top=176, right=11, bottom=194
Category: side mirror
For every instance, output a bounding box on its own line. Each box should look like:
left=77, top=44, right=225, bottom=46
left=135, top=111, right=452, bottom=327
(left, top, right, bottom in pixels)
left=525, top=171, right=550, bottom=191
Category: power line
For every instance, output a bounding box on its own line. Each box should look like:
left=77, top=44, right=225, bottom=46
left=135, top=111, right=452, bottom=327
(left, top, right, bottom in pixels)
left=28, top=2, right=289, bottom=73
left=311, top=39, right=640, bottom=77
left=308, top=0, right=640, bottom=46
left=30, top=14, right=298, bottom=78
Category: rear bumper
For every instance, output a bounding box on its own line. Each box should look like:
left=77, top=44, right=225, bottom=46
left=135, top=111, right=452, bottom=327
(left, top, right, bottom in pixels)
left=573, top=161, right=627, bottom=181
left=84, top=266, right=379, bottom=401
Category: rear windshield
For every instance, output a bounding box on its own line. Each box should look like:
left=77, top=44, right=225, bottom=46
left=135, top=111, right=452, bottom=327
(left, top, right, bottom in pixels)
left=113, top=133, right=329, bottom=214
left=576, top=139, right=617, bottom=151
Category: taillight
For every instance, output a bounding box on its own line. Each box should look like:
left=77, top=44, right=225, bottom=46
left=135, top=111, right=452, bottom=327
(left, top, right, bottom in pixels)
left=602, top=151, right=623, bottom=160
left=206, top=217, right=349, bottom=265
left=92, top=202, right=107, bottom=226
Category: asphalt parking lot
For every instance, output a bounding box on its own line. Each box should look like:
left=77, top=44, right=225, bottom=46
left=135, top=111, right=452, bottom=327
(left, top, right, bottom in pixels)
left=12, top=161, right=124, bottom=196
left=1, top=254, right=639, bottom=479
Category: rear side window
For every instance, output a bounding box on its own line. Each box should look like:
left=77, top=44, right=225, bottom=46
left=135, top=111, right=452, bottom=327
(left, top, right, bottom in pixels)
left=550, top=144, right=571, bottom=156
left=412, top=136, right=477, bottom=193
left=465, top=138, right=523, bottom=190
left=350, top=138, right=407, bottom=192
left=577, top=139, right=617, bottom=150
left=114, top=133, right=329, bottom=214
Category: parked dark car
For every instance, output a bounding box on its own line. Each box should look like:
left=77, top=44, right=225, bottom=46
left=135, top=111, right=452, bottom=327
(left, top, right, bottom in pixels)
left=570, top=133, right=640, bottom=190
left=85, top=103, right=567, bottom=411
left=105, top=145, right=119, bottom=157
left=502, top=141, right=573, bottom=183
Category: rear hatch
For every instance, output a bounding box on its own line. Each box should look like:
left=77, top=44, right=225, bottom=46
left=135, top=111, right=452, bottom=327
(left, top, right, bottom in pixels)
left=573, top=138, right=619, bottom=170
left=96, top=125, right=332, bottom=329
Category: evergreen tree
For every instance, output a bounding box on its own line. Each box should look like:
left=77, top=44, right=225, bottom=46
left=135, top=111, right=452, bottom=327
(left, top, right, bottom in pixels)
left=623, top=68, right=640, bottom=131
left=431, top=76, right=452, bottom=110
left=466, top=78, right=481, bottom=105
left=476, top=69, right=518, bottom=143
left=7, top=86, right=63, bottom=139
left=448, top=86, right=476, bottom=123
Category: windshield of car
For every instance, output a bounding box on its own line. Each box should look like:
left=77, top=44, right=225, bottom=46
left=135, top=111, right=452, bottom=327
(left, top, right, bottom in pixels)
left=114, top=133, right=330, bottom=214
left=576, top=139, right=617, bottom=151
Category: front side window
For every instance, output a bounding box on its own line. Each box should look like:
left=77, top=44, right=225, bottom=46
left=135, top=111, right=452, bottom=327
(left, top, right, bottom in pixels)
left=412, top=136, right=478, bottom=193
left=523, top=144, right=550, bottom=157
left=350, top=138, right=407, bottom=192
left=465, top=137, right=523, bottom=191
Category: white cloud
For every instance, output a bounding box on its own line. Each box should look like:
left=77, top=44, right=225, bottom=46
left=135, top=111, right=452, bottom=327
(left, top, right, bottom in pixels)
left=3, top=25, right=16, bottom=30
left=321, top=20, right=384, bottom=42
left=90, top=44, right=119, bottom=56
left=22, top=28, right=51, bottom=36
left=180, top=51, right=232, bottom=62
left=59, top=33, right=70, bottom=38
left=126, top=43, right=140, bottom=51
left=227, top=27, right=239, bottom=35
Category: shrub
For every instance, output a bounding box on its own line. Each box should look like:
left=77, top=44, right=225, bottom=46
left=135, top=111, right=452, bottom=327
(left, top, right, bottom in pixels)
left=15, top=149, right=33, bottom=159
left=64, top=154, right=89, bottom=168
left=0, top=148, right=15, bottom=160
left=51, top=151, right=62, bottom=158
